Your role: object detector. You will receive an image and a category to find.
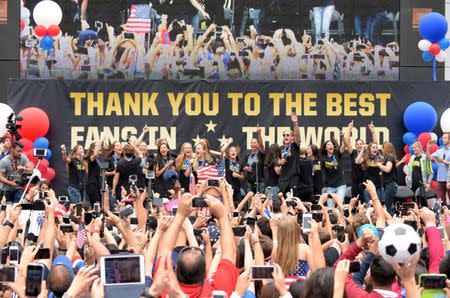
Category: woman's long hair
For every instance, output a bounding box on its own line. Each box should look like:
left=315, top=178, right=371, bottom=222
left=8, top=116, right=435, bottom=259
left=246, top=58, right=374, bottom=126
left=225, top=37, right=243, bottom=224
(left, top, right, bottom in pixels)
left=320, top=139, right=339, bottom=157
left=308, top=144, right=320, bottom=160
left=361, top=142, right=383, bottom=170
left=276, top=216, right=300, bottom=275
left=83, top=142, right=99, bottom=173
left=264, top=144, right=280, bottom=178
left=382, top=141, right=397, bottom=163
left=66, top=145, right=83, bottom=173
left=102, top=141, right=121, bottom=159
left=155, top=139, right=170, bottom=168
left=225, top=145, right=241, bottom=161
left=176, top=142, right=192, bottom=171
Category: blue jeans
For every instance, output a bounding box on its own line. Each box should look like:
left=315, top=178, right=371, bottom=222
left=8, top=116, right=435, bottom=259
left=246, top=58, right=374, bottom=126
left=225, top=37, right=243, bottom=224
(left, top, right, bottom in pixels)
left=4, top=188, right=23, bottom=203
left=322, top=185, right=346, bottom=208
left=354, top=15, right=374, bottom=39
left=313, top=5, right=335, bottom=43
left=363, top=187, right=383, bottom=204
left=370, top=11, right=389, bottom=46
left=239, top=7, right=261, bottom=36
left=383, top=182, right=398, bottom=216
left=192, top=11, right=205, bottom=37
left=68, top=186, right=82, bottom=204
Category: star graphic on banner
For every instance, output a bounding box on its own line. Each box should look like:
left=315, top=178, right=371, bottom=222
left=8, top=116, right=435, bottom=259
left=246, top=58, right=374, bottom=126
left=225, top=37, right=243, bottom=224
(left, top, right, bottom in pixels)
left=218, top=135, right=229, bottom=147
left=192, top=134, right=202, bottom=145
left=204, top=120, right=217, bottom=132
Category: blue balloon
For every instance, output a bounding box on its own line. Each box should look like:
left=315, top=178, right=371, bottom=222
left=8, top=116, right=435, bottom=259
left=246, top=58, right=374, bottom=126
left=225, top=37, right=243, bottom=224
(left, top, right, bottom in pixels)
left=438, top=136, right=444, bottom=146
left=439, top=38, right=450, bottom=50
left=403, top=132, right=418, bottom=145
left=44, top=148, right=52, bottom=161
left=419, top=12, right=448, bottom=42
left=409, top=145, right=415, bottom=155
left=33, top=137, right=49, bottom=149
left=403, top=102, right=438, bottom=135
left=40, top=35, right=54, bottom=51
left=432, top=162, right=438, bottom=173
left=422, top=51, right=434, bottom=62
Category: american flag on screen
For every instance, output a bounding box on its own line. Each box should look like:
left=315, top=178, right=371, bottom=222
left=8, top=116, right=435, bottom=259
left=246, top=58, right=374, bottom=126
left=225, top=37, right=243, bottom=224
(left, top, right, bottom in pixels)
left=77, top=224, right=87, bottom=249
left=124, top=4, right=151, bottom=33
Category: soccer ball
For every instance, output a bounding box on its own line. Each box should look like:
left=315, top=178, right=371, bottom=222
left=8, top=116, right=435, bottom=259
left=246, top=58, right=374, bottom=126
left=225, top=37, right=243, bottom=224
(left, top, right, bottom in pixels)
left=378, top=223, right=421, bottom=264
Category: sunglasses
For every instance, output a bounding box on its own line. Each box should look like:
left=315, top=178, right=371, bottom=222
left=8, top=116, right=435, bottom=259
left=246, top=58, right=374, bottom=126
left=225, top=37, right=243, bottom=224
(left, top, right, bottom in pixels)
left=283, top=134, right=291, bottom=137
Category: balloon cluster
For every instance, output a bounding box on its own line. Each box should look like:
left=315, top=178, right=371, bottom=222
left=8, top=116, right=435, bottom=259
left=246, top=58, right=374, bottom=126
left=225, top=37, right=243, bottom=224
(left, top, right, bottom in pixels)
left=16, top=107, right=55, bottom=181
left=32, top=0, right=63, bottom=51
left=418, top=13, right=449, bottom=63
left=402, top=102, right=448, bottom=192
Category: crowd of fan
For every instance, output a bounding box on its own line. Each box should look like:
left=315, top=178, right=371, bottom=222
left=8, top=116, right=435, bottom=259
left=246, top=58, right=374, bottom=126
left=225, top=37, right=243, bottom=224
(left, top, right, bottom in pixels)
left=0, top=115, right=449, bottom=297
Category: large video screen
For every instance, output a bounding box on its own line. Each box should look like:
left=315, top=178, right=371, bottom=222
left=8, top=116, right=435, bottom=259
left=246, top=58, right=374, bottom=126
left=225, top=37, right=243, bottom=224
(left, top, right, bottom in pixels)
left=20, top=0, right=399, bottom=80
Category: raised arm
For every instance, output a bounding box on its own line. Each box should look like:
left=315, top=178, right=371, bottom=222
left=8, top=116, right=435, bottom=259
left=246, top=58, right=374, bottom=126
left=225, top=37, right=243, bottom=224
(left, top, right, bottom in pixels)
left=345, top=121, right=354, bottom=154
left=291, top=112, right=300, bottom=145
left=368, top=121, right=378, bottom=145
left=256, top=125, right=265, bottom=154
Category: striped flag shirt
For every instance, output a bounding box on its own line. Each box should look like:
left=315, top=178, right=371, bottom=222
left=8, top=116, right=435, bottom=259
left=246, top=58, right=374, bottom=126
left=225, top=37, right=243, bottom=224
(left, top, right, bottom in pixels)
left=77, top=223, right=87, bottom=249
left=124, top=4, right=151, bottom=33
left=196, top=164, right=221, bottom=187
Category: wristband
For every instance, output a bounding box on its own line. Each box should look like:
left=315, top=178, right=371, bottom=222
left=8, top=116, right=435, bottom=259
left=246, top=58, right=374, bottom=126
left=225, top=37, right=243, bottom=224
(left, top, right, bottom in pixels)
left=137, top=242, right=145, bottom=249
left=3, top=221, right=14, bottom=229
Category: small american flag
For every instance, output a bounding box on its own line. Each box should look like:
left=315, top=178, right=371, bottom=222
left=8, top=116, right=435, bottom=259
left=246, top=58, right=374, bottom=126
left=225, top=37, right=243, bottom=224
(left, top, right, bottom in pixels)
left=124, top=4, right=151, bottom=33
left=77, top=224, right=87, bottom=249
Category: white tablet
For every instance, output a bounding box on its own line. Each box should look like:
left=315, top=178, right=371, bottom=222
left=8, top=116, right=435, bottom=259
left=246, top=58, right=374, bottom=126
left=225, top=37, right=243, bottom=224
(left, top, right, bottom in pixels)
left=100, top=254, right=145, bottom=286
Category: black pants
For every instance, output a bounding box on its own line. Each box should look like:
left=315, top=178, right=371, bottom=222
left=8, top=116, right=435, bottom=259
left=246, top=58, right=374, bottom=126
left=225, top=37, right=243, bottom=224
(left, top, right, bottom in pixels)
left=85, top=184, right=101, bottom=207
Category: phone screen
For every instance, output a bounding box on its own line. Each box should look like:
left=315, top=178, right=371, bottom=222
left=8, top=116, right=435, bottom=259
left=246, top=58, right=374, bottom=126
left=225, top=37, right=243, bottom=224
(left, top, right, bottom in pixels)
left=26, top=265, right=43, bottom=296
left=302, top=214, right=312, bottom=231
left=192, top=198, right=207, bottom=208
left=420, top=275, right=447, bottom=289
left=0, top=266, right=16, bottom=282
left=9, top=248, right=18, bottom=262
left=251, top=266, right=274, bottom=279
left=349, top=261, right=361, bottom=273
left=104, top=256, right=141, bottom=284
left=232, top=226, right=246, bottom=236
left=35, top=248, right=50, bottom=259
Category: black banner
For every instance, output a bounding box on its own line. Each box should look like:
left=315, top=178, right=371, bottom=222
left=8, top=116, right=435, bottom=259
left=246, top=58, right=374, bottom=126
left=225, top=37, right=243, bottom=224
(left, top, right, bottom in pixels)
left=7, top=80, right=450, bottom=193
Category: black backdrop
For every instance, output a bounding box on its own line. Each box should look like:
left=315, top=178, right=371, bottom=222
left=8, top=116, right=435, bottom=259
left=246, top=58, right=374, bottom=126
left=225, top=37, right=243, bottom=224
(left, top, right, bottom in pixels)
left=7, top=79, right=450, bottom=194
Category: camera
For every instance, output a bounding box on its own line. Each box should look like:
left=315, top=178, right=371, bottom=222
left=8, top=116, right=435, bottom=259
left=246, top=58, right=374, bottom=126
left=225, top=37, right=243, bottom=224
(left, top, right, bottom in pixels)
left=145, top=171, right=155, bottom=180
left=33, top=148, right=48, bottom=158
left=129, top=174, right=138, bottom=186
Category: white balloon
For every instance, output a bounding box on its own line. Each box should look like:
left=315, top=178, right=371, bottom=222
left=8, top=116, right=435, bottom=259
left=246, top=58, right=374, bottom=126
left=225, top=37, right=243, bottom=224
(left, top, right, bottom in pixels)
left=21, top=7, right=30, bottom=20
left=403, top=164, right=409, bottom=175
left=441, top=108, right=450, bottom=132
left=418, top=39, right=431, bottom=52
left=33, top=0, right=63, bottom=27
left=0, top=103, right=14, bottom=136
left=430, top=132, right=438, bottom=142
left=436, top=50, right=447, bottom=62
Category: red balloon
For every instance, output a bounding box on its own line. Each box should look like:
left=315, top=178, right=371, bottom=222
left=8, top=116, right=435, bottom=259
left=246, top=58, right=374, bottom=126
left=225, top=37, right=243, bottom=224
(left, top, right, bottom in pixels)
left=37, top=159, right=49, bottom=174
left=25, top=149, right=38, bottom=165
left=47, top=25, right=60, bottom=37
left=34, top=25, right=48, bottom=38
left=19, top=138, right=33, bottom=151
left=429, top=143, right=439, bottom=154
left=418, top=132, right=432, bottom=150
left=429, top=43, right=441, bottom=56
left=17, top=107, right=50, bottom=141
left=20, top=19, right=25, bottom=31
left=430, top=180, right=439, bottom=193
left=42, top=167, right=55, bottom=181
left=403, top=145, right=409, bottom=154
left=404, top=153, right=411, bottom=164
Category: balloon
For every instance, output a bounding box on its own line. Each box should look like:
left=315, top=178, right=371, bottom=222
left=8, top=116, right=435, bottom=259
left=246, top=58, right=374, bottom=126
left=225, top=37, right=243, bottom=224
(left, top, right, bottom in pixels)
left=440, top=108, right=450, bottom=132
left=438, top=38, right=450, bottom=50
left=436, top=51, right=447, bottom=62
left=422, top=51, right=434, bottom=62
left=418, top=39, right=431, bottom=51
left=419, top=12, right=448, bottom=42
left=0, top=103, right=14, bottom=136
left=403, top=164, right=409, bottom=175
left=25, top=149, right=38, bottom=165
left=32, top=168, right=42, bottom=180
left=418, top=132, right=431, bottom=149
left=47, top=25, right=60, bottom=37
left=33, top=0, right=63, bottom=27
left=403, top=145, right=410, bottom=154
left=409, top=146, right=415, bottom=155
left=429, top=144, right=439, bottom=154
left=44, top=148, right=52, bottom=161
left=20, top=6, right=30, bottom=20
left=39, top=35, right=54, bottom=50
left=403, top=102, right=438, bottom=135
left=429, top=43, right=441, bottom=56
left=37, top=158, right=49, bottom=174
left=430, top=132, right=438, bottom=142
left=42, top=167, right=55, bottom=181
left=34, top=25, right=47, bottom=37
left=33, top=137, right=49, bottom=149
left=438, top=136, right=444, bottom=146
left=430, top=181, right=439, bottom=193
left=19, top=138, right=34, bottom=151
left=404, top=153, right=411, bottom=164
left=17, top=107, right=50, bottom=141
left=20, top=19, right=25, bottom=31
left=403, top=132, right=417, bottom=145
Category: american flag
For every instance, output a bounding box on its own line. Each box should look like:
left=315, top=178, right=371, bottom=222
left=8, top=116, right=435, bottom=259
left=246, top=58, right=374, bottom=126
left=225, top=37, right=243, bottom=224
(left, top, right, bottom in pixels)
left=77, top=223, right=87, bottom=249
left=124, top=4, right=151, bottom=33
left=196, top=164, right=221, bottom=187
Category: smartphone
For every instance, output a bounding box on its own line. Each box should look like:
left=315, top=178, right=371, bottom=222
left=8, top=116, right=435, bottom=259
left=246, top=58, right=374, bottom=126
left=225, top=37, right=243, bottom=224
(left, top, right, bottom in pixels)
left=404, top=220, right=418, bottom=231
left=9, top=246, right=19, bottom=264
left=233, top=211, right=239, bottom=218
left=25, top=264, right=44, bottom=296
left=232, top=226, right=246, bottom=237
left=84, top=212, right=93, bottom=225
left=302, top=213, right=312, bottom=233
left=76, top=203, right=83, bottom=217
left=312, top=212, right=323, bottom=222
left=38, top=191, right=48, bottom=199
left=62, top=217, right=70, bottom=224
left=311, top=204, right=322, bottom=211
left=94, top=202, right=101, bottom=213
left=130, top=217, right=138, bottom=225
left=21, top=203, right=32, bottom=210
left=349, top=261, right=361, bottom=273
left=402, top=202, right=415, bottom=210
left=245, top=217, right=256, bottom=228
left=193, top=228, right=203, bottom=236
left=212, top=290, right=227, bottom=298
left=343, top=208, right=349, bottom=217
left=251, top=265, right=275, bottom=280
left=1, top=248, right=7, bottom=264
left=0, top=265, right=17, bottom=282
left=35, top=248, right=50, bottom=259
left=100, top=254, right=145, bottom=285
left=58, top=196, right=69, bottom=204
left=192, top=197, right=208, bottom=208
left=60, top=224, right=74, bottom=233
left=419, top=274, right=447, bottom=288
left=400, top=208, right=409, bottom=216
left=297, top=212, right=303, bottom=225
left=119, top=205, right=134, bottom=218
left=172, top=206, right=178, bottom=216
left=438, top=227, right=445, bottom=240
left=207, top=179, right=220, bottom=187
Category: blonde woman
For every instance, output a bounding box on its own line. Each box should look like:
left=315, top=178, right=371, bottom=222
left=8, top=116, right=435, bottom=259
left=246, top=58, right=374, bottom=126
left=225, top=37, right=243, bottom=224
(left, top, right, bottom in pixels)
left=406, top=142, right=433, bottom=194
left=175, top=142, right=194, bottom=192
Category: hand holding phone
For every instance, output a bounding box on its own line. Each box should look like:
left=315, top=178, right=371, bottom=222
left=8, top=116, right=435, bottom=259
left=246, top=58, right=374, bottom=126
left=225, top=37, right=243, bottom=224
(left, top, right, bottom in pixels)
left=26, top=264, right=44, bottom=296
